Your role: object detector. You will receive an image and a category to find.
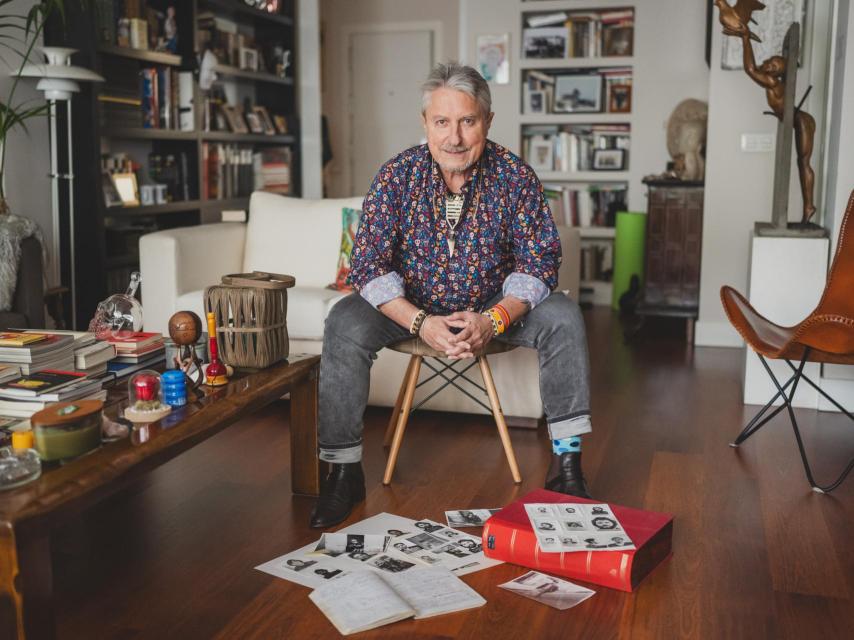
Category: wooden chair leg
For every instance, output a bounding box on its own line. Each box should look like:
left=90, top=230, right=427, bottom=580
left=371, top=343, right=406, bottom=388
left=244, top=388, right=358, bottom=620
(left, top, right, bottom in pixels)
left=383, top=356, right=422, bottom=485
left=384, top=356, right=416, bottom=447
left=478, top=355, right=522, bottom=484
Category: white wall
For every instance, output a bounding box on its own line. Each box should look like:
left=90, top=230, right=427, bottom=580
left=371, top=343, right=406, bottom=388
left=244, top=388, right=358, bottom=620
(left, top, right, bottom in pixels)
left=695, top=1, right=838, bottom=347
left=299, top=0, right=323, bottom=199
left=320, top=0, right=459, bottom=197
left=0, top=0, right=52, bottom=281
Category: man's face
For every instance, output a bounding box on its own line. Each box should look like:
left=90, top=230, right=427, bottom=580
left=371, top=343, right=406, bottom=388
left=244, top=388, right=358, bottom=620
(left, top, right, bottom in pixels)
left=423, top=87, right=493, bottom=175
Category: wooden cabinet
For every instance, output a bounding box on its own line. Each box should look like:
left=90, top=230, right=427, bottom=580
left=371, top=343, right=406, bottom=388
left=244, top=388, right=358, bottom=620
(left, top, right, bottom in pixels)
left=639, top=180, right=704, bottom=334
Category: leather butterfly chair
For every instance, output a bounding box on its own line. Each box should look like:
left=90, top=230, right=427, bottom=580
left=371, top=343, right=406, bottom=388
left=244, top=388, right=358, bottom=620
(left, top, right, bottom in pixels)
left=720, top=189, right=854, bottom=493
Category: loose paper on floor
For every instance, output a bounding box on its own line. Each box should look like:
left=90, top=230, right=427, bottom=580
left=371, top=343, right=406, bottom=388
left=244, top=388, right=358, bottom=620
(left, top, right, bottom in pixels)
left=444, top=508, right=502, bottom=528
left=499, top=570, right=595, bottom=610
left=523, top=503, right=635, bottom=553
left=256, top=513, right=502, bottom=589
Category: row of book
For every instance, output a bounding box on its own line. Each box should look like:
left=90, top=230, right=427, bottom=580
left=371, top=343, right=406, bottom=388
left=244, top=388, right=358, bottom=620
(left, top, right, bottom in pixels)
left=580, top=242, right=614, bottom=283
left=202, top=144, right=293, bottom=200
left=524, top=125, right=631, bottom=174
left=522, top=9, right=634, bottom=59
left=542, top=184, right=627, bottom=228
left=98, top=57, right=193, bottom=131
left=0, top=330, right=166, bottom=424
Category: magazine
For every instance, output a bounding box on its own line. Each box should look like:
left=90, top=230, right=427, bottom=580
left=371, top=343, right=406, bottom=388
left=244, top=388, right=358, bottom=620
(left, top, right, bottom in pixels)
left=309, top=568, right=486, bottom=635
left=256, top=513, right=501, bottom=590
left=524, top=502, right=635, bottom=552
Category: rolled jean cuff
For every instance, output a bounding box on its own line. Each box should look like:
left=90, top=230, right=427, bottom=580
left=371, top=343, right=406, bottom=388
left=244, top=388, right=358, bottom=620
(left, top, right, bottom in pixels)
left=547, top=414, right=592, bottom=440
left=319, top=443, right=363, bottom=463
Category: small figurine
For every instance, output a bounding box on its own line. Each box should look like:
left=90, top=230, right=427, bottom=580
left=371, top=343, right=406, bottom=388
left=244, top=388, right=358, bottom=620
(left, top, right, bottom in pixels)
left=205, top=311, right=229, bottom=386
left=168, top=310, right=204, bottom=389
left=164, top=6, right=177, bottom=53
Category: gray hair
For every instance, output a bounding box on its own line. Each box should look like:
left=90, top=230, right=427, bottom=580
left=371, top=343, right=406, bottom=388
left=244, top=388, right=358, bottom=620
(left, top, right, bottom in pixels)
left=421, top=62, right=492, bottom=117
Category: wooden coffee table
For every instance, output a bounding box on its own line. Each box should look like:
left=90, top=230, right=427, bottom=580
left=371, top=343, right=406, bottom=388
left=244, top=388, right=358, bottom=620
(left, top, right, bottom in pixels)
left=0, top=354, right=321, bottom=640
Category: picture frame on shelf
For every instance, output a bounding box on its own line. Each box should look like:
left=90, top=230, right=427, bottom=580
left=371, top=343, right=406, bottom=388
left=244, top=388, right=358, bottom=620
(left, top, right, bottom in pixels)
left=608, top=84, right=632, bottom=113
left=245, top=110, right=264, bottom=134
left=592, top=148, right=626, bottom=171
left=522, top=27, right=568, bottom=59
left=554, top=74, right=602, bottom=113
left=273, top=114, right=289, bottom=135
left=527, top=135, right=554, bottom=173
left=111, top=172, right=140, bottom=206
left=253, top=106, right=277, bottom=135
left=603, top=26, right=633, bottom=57
left=222, top=105, right=249, bottom=133
left=239, top=46, right=259, bottom=71
left=526, top=89, right=547, bottom=115
left=102, top=172, right=123, bottom=208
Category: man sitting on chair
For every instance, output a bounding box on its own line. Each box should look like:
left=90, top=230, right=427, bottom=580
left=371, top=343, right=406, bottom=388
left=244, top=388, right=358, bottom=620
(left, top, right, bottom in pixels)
left=310, top=62, right=593, bottom=529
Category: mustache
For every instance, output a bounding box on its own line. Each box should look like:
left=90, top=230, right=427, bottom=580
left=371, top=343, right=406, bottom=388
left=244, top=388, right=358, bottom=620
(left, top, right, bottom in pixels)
left=441, top=144, right=470, bottom=153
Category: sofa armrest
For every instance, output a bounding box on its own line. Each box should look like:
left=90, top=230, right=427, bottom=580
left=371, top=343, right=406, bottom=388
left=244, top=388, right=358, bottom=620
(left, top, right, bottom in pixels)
left=556, top=225, right=581, bottom=301
left=139, top=223, right=246, bottom=333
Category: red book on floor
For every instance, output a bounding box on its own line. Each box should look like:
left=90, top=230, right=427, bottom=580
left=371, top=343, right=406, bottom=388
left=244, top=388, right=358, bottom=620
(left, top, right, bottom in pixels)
left=482, top=489, right=673, bottom=592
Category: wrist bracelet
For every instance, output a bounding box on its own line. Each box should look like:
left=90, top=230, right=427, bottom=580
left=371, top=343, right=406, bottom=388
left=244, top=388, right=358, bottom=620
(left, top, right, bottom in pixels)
left=410, top=309, right=428, bottom=335
left=481, top=310, right=501, bottom=336
left=493, top=303, right=511, bottom=328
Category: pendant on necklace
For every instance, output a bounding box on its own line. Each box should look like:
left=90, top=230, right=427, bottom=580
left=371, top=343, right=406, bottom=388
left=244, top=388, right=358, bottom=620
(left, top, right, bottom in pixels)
left=447, top=229, right=456, bottom=257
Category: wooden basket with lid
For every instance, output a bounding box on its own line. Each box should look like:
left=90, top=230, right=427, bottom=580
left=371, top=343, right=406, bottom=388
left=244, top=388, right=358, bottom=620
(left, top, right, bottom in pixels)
left=204, top=271, right=295, bottom=370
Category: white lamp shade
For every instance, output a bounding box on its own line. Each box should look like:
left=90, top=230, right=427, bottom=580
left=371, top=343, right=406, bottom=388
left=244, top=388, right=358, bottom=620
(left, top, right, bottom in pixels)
left=18, top=47, right=104, bottom=83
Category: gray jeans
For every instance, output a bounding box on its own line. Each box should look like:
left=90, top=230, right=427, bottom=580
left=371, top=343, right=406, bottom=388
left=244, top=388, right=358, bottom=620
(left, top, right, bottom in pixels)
left=318, top=292, right=592, bottom=463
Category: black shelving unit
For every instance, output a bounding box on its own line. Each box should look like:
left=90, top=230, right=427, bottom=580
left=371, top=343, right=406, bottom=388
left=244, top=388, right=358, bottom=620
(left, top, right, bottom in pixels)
left=46, top=0, right=299, bottom=329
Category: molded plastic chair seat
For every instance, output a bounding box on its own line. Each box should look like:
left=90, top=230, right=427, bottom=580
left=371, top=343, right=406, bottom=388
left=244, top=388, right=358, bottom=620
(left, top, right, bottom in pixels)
left=387, top=337, right=517, bottom=358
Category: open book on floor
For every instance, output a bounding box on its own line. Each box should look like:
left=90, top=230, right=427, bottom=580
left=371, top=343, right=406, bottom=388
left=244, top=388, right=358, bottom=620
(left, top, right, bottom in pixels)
left=308, top=567, right=485, bottom=636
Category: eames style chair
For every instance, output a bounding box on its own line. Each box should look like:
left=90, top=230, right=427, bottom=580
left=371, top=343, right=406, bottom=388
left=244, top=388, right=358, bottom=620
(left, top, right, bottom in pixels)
left=720, top=189, right=854, bottom=493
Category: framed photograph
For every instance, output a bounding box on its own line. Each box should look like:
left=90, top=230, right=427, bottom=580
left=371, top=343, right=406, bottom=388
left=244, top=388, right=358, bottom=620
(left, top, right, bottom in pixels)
left=213, top=104, right=229, bottom=131
left=554, top=74, right=602, bottom=113
left=102, top=172, right=123, bottom=208
left=222, top=105, right=248, bottom=133
left=527, top=135, right=554, bottom=172
left=239, top=46, right=258, bottom=71
left=253, top=105, right=277, bottom=135
left=245, top=110, right=264, bottom=134
left=522, top=27, right=568, bottom=59
left=477, top=33, right=510, bottom=84
left=273, top=114, right=289, bottom=135
left=592, top=148, right=626, bottom=171
left=608, top=84, right=632, bottom=113
left=111, top=172, right=139, bottom=206
left=602, top=26, right=633, bottom=57
left=526, top=89, right=546, bottom=115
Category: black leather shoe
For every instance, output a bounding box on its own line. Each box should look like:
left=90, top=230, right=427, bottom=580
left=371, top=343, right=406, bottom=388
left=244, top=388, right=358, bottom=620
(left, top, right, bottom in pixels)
left=309, top=462, right=366, bottom=529
left=545, top=452, right=592, bottom=499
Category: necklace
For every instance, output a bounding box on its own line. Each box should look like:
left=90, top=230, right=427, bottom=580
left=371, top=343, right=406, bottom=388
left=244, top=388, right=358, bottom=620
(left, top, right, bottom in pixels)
left=431, top=159, right=481, bottom=258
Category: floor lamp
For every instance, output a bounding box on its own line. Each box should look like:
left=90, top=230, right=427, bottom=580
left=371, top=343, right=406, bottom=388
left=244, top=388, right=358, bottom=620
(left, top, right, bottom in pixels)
left=19, top=47, right=103, bottom=329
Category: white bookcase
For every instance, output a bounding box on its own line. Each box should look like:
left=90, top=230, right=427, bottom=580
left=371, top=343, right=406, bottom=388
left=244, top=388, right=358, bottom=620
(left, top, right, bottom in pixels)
left=519, top=0, right=635, bottom=305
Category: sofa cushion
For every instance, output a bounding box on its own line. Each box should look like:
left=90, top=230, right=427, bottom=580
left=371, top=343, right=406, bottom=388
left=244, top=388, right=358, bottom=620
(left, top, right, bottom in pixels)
left=288, top=287, right=348, bottom=340
left=244, top=192, right=363, bottom=289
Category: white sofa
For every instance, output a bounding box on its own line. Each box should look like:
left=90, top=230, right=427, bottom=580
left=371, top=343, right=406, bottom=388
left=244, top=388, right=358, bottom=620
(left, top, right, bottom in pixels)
left=140, top=192, right=580, bottom=423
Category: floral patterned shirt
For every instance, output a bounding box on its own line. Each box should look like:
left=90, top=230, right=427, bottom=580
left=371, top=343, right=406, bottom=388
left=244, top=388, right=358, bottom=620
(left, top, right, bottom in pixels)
left=350, top=140, right=561, bottom=314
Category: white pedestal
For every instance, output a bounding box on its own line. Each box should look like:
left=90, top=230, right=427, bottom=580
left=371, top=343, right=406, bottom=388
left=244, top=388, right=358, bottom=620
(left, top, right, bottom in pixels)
left=743, top=234, right=829, bottom=408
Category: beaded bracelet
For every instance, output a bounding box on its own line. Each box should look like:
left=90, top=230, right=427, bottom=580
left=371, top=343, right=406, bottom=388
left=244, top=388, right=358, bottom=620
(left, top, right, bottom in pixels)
left=493, top=303, right=511, bottom=328
left=481, top=308, right=505, bottom=336
left=410, top=309, right=428, bottom=335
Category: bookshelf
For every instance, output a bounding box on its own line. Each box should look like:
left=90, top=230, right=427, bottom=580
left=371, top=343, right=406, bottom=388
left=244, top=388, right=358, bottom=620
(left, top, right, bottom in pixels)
left=519, top=0, right=634, bottom=306
left=46, top=0, right=300, bottom=329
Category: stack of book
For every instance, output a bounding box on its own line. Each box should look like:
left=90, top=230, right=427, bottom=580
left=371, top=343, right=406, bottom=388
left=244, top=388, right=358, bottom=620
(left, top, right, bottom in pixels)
left=18, top=329, right=117, bottom=376
left=0, top=332, right=75, bottom=375
left=254, top=147, right=292, bottom=195
left=106, top=332, right=166, bottom=378
left=0, top=370, right=106, bottom=419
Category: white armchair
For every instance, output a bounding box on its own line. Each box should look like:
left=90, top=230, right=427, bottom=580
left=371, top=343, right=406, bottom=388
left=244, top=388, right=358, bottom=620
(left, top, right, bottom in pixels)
left=140, top=191, right=581, bottom=423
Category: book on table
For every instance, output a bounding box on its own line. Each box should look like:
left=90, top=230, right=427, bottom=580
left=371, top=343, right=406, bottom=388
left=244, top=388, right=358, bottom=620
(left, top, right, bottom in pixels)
left=0, top=332, right=49, bottom=347
left=0, top=334, right=74, bottom=363
left=106, top=331, right=162, bottom=351
left=0, top=364, right=21, bottom=384
left=482, top=488, right=673, bottom=592
left=0, top=370, right=88, bottom=399
left=308, top=568, right=485, bottom=635
left=74, top=342, right=116, bottom=369
left=18, top=329, right=97, bottom=349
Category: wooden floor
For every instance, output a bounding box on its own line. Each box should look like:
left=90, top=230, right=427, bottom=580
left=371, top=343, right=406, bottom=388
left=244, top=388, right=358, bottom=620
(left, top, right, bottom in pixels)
left=51, top=309, right=854, bottom=639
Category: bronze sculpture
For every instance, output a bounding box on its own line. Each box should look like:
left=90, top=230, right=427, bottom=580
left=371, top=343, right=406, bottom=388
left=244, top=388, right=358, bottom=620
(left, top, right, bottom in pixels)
left=716, top=0, right=817, bottom=226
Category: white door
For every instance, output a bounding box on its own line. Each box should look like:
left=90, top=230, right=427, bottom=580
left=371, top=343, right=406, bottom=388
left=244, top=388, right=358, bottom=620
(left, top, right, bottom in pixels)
left=348, top=28, right=434, bottom=195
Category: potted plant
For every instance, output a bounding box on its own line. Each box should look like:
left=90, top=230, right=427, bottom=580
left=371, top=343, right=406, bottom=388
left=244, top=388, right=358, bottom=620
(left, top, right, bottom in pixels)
left=0, top=0, right=69, bottom=214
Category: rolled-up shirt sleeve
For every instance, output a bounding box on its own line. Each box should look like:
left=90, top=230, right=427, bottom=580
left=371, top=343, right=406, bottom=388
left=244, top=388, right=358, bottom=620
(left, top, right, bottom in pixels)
left=505, top=168, right=562, bottom=305
left=350, top=161, right=403, bottom=308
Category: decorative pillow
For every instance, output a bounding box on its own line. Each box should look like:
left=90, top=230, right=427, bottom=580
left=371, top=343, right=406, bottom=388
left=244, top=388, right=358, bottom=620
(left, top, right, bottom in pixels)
left=329, top=207, right=362, bottom=291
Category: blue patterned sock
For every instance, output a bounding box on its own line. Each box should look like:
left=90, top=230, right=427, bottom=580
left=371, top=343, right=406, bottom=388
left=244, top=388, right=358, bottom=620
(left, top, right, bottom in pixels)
left=552, top=436, right=582, bottom=455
